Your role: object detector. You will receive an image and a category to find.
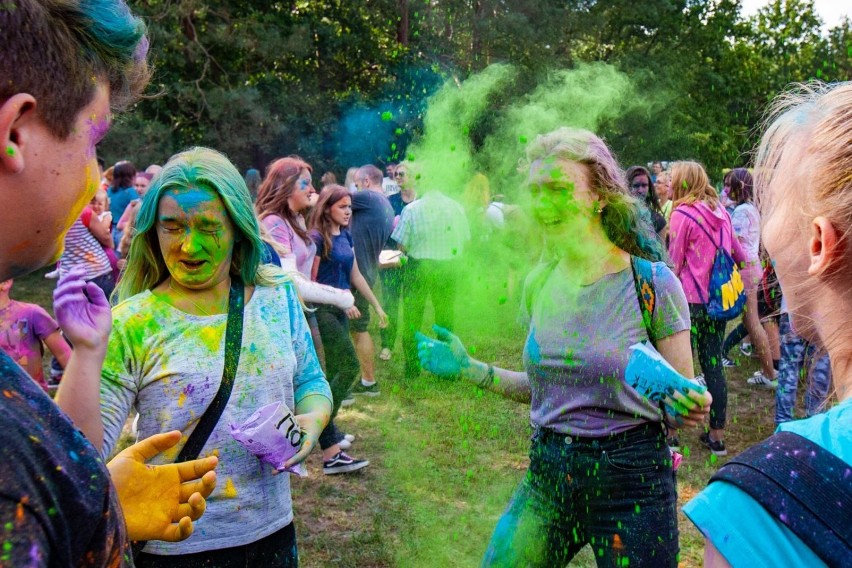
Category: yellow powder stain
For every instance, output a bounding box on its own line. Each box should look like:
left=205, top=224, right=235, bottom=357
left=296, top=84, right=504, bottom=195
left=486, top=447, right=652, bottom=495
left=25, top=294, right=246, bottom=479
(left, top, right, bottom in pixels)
left=177, top=392, right=187, bottom=408
left=198, top=326, right=223, bottom=352
left=222, top=477, right=238, bottom=499
left=162, top=434, right=187, bottom=461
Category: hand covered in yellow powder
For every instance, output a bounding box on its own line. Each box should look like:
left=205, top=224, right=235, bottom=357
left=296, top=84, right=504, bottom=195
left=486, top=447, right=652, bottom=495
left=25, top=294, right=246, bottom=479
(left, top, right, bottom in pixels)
left=107, top=430, right=218, bottom=542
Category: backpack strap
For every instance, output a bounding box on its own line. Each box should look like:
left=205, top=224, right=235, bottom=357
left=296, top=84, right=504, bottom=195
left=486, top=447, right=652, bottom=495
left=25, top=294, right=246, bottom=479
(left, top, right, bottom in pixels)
left=673, top=208, right=720, bottom=247
left=709, top=431, right=852, bottom=566
left=630, top=256, right=657, bottom=347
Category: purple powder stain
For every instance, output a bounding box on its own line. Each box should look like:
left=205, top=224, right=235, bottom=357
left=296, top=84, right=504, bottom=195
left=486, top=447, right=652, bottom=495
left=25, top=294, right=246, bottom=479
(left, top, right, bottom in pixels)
left=183, top=384, right=196, bottom=396
left=85, top=116, right=111, bottom=158
left=780, top=513, right=788, bottom=523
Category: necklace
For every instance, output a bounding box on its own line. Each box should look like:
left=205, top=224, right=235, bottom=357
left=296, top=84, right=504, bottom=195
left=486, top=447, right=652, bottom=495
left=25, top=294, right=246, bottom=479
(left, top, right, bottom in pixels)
left=167, top=278, right=228, bottom=316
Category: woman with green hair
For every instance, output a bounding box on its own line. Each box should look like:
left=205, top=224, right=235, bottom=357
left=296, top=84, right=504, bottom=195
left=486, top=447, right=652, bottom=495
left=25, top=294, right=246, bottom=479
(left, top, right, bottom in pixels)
left=73, top=147, right=332, bottom=565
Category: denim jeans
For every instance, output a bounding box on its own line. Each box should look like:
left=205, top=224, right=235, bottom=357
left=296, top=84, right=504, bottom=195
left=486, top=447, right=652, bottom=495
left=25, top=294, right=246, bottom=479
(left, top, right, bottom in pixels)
left=689, top=304, right=727, bottom=429
left=482, top=423, right=679, bottom=567
left=314, top=305, right=360, bottom=450
left=137, top=522, right=298, bottom=567
left=775, top=313, right=832, bottom=424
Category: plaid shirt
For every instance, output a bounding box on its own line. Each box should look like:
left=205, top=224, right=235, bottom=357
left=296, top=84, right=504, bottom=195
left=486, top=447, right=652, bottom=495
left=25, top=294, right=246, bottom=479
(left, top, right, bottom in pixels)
left=391, top=191, right=470, bottom=260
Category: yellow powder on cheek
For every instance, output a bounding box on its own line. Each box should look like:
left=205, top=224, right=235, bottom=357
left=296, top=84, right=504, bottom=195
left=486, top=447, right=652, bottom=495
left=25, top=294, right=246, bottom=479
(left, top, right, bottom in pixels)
left=50, top=160, right=102, bottom=262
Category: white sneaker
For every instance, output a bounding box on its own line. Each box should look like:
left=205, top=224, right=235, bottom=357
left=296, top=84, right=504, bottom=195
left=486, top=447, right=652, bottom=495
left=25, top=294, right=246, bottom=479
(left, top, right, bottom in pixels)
left=740, top=342, right=754, bottom=357
left=340, top=395, right=355, bottom=407
left=693, top=374, right=707, bottom=387
left=45, top=269, right=60, bottom=279
left=379, top=348, right=392, bottom=361
left=747, top=371, right=778, bottom=389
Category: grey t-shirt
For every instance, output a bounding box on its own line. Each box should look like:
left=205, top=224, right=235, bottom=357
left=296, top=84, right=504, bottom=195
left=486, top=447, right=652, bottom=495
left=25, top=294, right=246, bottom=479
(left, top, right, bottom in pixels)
left=350, top=190, right=395, bottom=287
left=100, top=282, right=331, bottom=555
left=521, top=260, right=690, bottom=437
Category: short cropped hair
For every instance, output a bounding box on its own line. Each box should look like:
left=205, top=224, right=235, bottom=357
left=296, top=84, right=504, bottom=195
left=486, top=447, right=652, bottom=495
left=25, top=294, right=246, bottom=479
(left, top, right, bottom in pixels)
left=358, top=165, right=384, bottom=187
left=0, top=0, right=150, bottom=139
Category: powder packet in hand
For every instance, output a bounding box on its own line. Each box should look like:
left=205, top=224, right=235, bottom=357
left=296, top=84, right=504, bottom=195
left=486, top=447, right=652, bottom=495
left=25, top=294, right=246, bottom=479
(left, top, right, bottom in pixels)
left=230, top=401, right=307, bottom=477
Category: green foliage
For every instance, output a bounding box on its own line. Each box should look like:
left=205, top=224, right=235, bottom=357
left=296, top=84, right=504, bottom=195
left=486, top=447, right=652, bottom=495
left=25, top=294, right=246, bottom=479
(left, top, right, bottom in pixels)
left=99, top=0, right=852, bottom=180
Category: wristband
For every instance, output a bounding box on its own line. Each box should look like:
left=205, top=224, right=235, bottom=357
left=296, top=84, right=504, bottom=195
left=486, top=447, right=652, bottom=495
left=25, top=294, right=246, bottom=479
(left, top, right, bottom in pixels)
left=478, top=364, right=495, bottom=389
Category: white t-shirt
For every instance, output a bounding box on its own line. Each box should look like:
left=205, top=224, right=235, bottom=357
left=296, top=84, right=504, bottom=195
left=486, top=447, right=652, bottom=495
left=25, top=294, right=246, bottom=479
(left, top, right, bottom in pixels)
left=731, top=202, right=760, bottom=261
left=100, top=281, right=331, bottom=555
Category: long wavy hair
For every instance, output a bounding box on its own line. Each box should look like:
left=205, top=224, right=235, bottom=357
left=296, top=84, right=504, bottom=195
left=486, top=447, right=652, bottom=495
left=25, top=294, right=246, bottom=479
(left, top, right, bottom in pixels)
left=626, top=165, right=662, bottom=214
left=255, top=157, right=313, bottom=241
left=309, top=184, right=351, bottom=260
left=116, top=147, right=287, bottom=302
left=671, top=161, right=719, bottom=208
left=526, top=128, right=667, bottom=263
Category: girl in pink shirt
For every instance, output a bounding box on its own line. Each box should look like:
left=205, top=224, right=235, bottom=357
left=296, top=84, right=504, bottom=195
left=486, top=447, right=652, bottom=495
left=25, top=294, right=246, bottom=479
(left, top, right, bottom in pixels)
left=668, top=161, right=749, bottom=456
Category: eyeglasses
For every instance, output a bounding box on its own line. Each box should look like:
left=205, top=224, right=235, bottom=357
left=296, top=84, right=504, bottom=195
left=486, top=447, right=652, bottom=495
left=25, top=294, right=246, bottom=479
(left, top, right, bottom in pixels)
left=394, top=171, right=406, bottom=178
left=631, top=182, right=649, bottom=189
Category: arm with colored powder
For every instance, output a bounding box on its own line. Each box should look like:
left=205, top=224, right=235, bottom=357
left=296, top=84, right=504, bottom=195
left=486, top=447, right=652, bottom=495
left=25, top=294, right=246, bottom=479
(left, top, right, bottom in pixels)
left=280, top=283, right=332, bottom=468
left=52, top=269, right=112, bottom=449
left=416, top=325, right=531, bottom=403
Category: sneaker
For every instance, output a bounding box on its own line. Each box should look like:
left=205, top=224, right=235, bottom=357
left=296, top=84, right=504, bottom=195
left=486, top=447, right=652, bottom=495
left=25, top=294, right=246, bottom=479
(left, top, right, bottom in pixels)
left=693, top=374, right=707, bottom=388
left=340, top=395, right=355, bottom=408
left=323, top=452, right=369, bottom=475
left=379, top=348, right=392, bottom=361
left=699, top=432, right=728, bottom=456
left=740, top=342, right=754, bottom=357
left=44, top=269, right=60, bottom=280
left=667, top=436, right=681, bottom=452
left=352, top=380, right=380, bottom=397
left=722, top=357, right=736, bottom=368
left=747, top=371, right=778, bottom=390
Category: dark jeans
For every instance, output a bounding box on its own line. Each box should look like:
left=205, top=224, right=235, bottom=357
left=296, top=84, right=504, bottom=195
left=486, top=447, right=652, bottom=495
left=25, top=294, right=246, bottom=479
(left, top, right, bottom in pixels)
left=402, top=259, right=459, bottom=374
left=482, top=424, right=678, bottom=567
left=689, top=304, right=727, bottom=429
left=137, top=522, right=297, bottom=567
left=89, top=271, right=115, bottom=302
left=314, top=305, right=360, bottom=450
left=379, top=265, right=406, bottom=350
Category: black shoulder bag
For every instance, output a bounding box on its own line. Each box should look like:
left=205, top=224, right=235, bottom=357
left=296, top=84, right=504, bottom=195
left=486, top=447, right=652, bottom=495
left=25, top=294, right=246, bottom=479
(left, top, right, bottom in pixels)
left=132, top=275, right=245, bottom=555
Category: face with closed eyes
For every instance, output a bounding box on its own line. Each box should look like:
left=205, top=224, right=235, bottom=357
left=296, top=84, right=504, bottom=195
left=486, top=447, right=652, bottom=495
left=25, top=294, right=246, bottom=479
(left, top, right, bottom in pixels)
left=156, top=185, right=236, bottom=290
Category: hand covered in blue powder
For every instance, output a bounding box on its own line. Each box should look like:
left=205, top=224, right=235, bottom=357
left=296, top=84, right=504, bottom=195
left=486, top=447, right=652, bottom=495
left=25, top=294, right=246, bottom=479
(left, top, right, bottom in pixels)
left=415, top=325, right=471, bottom=379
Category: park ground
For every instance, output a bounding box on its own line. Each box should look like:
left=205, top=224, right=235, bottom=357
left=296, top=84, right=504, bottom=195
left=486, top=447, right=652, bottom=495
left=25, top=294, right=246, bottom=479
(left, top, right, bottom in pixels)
left=15, top=266, right=802, bottom=567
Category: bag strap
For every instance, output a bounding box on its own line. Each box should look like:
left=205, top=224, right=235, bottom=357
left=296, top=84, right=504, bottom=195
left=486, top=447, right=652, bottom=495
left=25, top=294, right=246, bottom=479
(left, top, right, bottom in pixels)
left=176, top=275, right=245, bottom=463
left=709, top=431, right=852, bottom=565
left=673, top=208, right=720, bottom=248
left=630, top=256, right=656, bottom=347
left=133, top=276, right=245, bottom=556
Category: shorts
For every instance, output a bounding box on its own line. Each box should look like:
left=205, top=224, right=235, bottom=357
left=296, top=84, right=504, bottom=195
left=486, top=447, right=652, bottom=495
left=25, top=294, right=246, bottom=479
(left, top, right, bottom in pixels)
left=350, top=290, right=371, bottom=333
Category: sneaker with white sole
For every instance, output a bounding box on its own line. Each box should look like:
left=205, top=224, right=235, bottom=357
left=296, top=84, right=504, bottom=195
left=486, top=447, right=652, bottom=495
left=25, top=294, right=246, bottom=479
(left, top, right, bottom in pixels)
left=379, top=348, right=392, bottom=361
left=722, top=357, right=736, bottom=368
left=693, top=374, right=707, bottom=387
left=352, top=381, right=380, bottom=397
left=340, top=395, right=355, bottom=407
left=740, top=342, right=754, bottom=357
left=699, top=432, right=727, bottom=456
left=323, top=452, right=369, bottom=475
left=747, top=371, right=778, bottom=389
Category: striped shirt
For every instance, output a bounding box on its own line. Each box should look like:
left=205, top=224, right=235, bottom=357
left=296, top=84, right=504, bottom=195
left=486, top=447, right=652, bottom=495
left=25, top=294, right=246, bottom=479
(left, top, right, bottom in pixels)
left=59, top=213, right=112, bottom=281
left=391, top=191, right=470, bottom=260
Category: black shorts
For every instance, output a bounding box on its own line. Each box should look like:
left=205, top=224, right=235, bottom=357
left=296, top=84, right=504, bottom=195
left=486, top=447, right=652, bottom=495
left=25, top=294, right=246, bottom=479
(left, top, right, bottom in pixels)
left=350, top=291, right=371, bottom=333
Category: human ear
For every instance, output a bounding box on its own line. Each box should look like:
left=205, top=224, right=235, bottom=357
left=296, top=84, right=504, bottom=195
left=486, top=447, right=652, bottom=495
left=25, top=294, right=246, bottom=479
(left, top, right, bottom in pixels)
left=0, top=94, right=38, bottom=174
left=808, top=216, right=843, bottom=277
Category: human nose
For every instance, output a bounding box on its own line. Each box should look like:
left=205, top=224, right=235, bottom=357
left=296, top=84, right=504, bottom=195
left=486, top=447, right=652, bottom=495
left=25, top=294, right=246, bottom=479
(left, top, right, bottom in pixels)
left=179, top=229, right=204, bottom=254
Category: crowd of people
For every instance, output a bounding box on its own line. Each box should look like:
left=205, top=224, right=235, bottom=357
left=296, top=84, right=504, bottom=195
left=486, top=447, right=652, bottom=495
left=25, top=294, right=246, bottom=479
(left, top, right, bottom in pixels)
left=1, top=0, right=849, bottom=566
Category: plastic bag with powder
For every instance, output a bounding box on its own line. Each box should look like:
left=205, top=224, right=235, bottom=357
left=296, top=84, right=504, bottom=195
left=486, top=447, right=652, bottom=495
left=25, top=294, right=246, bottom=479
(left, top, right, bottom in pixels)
left=230, top=401, right=307, bottom=477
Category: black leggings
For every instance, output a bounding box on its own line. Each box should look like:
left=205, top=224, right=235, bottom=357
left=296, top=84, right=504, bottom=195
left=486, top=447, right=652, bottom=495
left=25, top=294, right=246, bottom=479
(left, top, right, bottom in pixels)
left=314, top=305, right=360, bottom=450
left=689, top=304, right=727, bottom=430
left=136, top=523, right=297, bottom=567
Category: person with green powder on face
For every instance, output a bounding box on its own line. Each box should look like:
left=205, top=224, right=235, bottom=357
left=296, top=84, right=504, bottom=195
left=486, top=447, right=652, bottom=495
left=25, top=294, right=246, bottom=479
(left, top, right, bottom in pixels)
left=69, top=147, right=333, bottom=566
left=417, top=128, right=711, bottom=567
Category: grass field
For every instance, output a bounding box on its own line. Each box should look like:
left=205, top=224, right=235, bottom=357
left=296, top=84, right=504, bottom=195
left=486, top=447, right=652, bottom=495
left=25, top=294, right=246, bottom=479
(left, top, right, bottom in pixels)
left=11, top=266, right=802, bottom=567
